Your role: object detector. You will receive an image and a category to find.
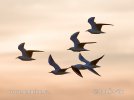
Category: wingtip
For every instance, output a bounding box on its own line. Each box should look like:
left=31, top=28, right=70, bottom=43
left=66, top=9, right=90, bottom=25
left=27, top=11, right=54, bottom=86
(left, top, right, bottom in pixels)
left=49, top=54, right=52, bottom=58
left=71, top=66, right=83, bottom=78
left=79, top=53, right=82, bottom=58
left=75, top=31, right=80, bottom=35
left=98, top=74, right=101, bottom=77
left=96, top=73, right=101, bottom=77
left=88, top=42, right=97, bottom=44
left=101, top=55, right=105, bottom=58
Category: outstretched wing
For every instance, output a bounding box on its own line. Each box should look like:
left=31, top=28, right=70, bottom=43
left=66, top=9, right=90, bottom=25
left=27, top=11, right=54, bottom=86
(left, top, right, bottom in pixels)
left=96, top=24, right=113, bottom=31
left=88, top=17, right=97, bottom=30
left=70, top=32, right=80, bottom=47
left=90, top=55, right=104, bottom=65
left=18, top=42, right=28, bottom=57
left=87, top=68, right=101, bottom=76
left=83, top=65, right=101, bottom=76
left=78, top=42, right=96, bottom=48
left=48, top=55, right=61, bottom=70
left=79, top=53, right=90, bottom=64
left=26, top=50, right=44, bottom=58
left=71, top=66, right=83, bottom=78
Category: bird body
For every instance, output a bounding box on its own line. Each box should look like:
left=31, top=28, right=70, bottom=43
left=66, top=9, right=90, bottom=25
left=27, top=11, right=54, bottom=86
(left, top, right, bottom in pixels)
left=71, top=64, right=87, bottom=70
left=17, top=56, right=35, bottom=61
left=68, top=47, right=89, bottom=52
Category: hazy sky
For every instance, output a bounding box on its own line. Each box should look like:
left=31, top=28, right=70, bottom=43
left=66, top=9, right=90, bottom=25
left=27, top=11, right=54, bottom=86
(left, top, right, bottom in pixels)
left=0, top=0, right=134, bottom=55
left=0, top=1, right=134, bottom=100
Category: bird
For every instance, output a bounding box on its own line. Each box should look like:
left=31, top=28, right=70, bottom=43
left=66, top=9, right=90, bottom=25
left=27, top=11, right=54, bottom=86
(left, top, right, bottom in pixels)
left=17, top=42, right=44, bottom=61
left=71, top=53, right=104, bottom=77
left=86, top=17, right=113, bottom=34
left=68, top=32, right=96, bottom=52
left=48, top=54, right=69, bottom=75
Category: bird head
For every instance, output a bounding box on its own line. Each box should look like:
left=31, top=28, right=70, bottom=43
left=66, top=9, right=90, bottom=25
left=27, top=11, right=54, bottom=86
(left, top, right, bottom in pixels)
left=49, top=71, right=53, bottom=73
left=85, top=29, right=90, bottom=32
left=16, top=56, right=22, bottom=60
left=16, top=56, right=19, bottom=59
left=67, top=47, right=73, bottom=50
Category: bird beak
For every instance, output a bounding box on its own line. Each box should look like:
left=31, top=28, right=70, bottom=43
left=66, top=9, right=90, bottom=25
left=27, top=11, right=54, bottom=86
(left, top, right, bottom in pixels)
left=49, top=71, right=52, bottom=73
left=16, top=57, right=18, bottom=59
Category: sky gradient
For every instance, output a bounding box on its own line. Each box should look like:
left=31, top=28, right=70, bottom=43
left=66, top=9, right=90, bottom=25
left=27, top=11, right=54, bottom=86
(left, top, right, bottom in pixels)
left=0, top=0, right=134, bottom=100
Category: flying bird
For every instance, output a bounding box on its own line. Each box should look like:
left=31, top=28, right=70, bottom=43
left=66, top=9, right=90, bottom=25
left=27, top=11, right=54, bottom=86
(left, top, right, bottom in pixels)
left=17, top=42, right=44, bottom=61
left=68, top=32, right=96, bottom=52
left=86, top=17, right=113, bottom=34
left=71, top=53, right=104, bottom=77
left=48, top=55, right=69, bottom=75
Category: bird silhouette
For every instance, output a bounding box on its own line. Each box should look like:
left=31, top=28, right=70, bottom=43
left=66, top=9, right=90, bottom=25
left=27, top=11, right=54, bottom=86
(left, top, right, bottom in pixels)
left=86, top=17, right=113, bottom=34
left=68, top=32, right=96, bottom=52
left=17, top=42, right=44, bottom=61
left=48, top=55, right=69, bottom=75
left=71, top=53, right=104, bottom=77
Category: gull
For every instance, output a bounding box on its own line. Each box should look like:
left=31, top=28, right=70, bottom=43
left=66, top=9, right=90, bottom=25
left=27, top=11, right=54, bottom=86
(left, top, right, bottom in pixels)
left=86, top=17, right=113, bottom=34
left=17, top=42, right=44, bottom=61
left=68, top=32, right=96, bottom=52
left=71, top=53, right=104, bottom=77
left=48, top=55, right=69, bottom=75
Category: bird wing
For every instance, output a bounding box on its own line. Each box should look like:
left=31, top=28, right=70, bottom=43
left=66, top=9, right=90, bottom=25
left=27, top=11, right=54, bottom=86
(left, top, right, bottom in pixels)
left=90, top=55, right=104, bottom=65
left=71, top=66, right=83, bottom=78
left=78, top=42, right=96, bottom=48
left=70, top=32, right=80, bottom=47
left=96, top=23, right=113, bottom=31
left=60, top=68, right=69, bottom=72
left=48, top=55, right=61, bottom=70
left=79, top=53, right=90, bottom=64
left=26, top=50, right=44, bottom=58
left=88, top=17, right=98, bottom=30
left=18, top=42, right=28, bottom=57
left=83, top=65, right=101, bottom=76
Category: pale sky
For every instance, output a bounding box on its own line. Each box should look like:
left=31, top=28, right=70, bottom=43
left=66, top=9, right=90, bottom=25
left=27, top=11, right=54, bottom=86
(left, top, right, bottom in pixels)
left=0, top=0, right=134, bottom=56
left=0, top=1, right=134, bottom=100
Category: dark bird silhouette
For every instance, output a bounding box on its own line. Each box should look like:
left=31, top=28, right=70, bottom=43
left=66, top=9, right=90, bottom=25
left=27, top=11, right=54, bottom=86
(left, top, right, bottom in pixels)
left=48, top=55, right=69, bottom=75
left=68, top=32, right=96, bottom=52
left=86, top=17, right=113, bottom=34
left=17, top=42, right=44, bottom=61
left=71, top=53, right=104, bottom=77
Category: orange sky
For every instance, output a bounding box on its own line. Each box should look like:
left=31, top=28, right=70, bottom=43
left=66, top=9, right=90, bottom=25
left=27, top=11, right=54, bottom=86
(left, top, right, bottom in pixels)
left=0, top=0, right=134, bottom=55
left=0, top=0, right=134, bottom=100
